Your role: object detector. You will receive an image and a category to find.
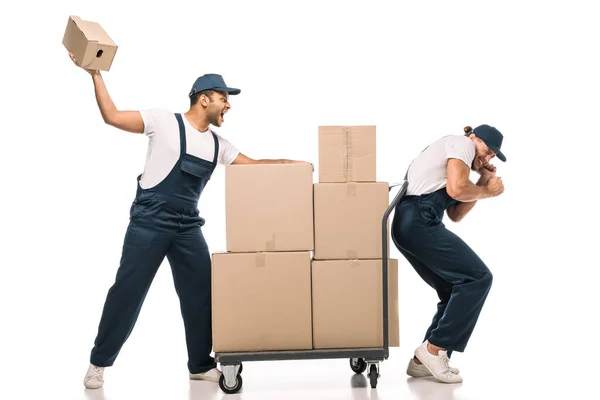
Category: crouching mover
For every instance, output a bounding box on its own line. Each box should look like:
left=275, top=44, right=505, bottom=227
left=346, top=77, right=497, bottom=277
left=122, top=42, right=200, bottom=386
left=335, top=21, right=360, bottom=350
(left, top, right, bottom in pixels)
left=68, top=53, right=310, bottom=390
left=392, top=125, right=506, bottom=383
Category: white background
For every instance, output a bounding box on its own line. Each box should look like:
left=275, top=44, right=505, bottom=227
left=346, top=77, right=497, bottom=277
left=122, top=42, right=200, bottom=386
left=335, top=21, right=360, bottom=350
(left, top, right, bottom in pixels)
left=1, top=0, right=598, bottom=399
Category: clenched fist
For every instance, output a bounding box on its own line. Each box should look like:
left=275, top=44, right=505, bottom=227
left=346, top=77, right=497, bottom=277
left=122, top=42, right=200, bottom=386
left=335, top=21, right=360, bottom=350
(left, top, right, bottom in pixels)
left=486, top=176, right=504, bottom=197
left=478, top=163, right=496, bottom=177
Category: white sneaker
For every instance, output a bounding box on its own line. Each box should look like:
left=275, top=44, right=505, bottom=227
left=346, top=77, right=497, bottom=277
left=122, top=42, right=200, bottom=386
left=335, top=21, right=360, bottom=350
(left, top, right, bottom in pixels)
left=406, top=357, right=460, bottom=378
left=84, top=364, right=105, bottom=389
left=414, top=341, right=463, bottom=383
left=189, top=368, right=221, bottom=382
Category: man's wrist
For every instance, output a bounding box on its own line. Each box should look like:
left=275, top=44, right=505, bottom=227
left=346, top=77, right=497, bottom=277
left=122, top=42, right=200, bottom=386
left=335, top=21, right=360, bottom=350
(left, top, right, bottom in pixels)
left=476, top=173, right=493, bottom=186
left=478, top=185, right=491, bottom=199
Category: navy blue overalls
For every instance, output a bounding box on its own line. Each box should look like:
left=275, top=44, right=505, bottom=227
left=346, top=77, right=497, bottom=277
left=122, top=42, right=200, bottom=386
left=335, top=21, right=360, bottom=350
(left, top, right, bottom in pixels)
left=90, top=113, right=218, bottom=374
left=391, top=167, right=494, bottom=356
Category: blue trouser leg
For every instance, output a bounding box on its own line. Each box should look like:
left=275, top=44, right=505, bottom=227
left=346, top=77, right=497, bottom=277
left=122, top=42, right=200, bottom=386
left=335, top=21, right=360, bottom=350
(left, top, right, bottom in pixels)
left=394, top=246, right=455, bottom=356
left=90, top=222, right=170, bottom=367
left=166, top=225, right=216, bottom=374
left=392, top=202, right=494, bottom=354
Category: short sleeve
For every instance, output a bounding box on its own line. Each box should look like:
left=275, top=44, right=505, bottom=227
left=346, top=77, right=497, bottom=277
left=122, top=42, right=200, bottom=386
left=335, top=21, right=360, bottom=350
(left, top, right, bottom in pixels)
left=445, top=136, right=476, bottom=167
left=216, top=134, right=240, bottom=165
left=139, top=109, right=170, bottom=138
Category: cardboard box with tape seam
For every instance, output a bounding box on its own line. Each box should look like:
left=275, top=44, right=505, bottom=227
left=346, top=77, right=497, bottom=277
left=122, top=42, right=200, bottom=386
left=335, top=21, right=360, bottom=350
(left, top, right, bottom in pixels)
left=62, top=15, right=118, bottom=71
left=225, top=163, right=314, bottom=253
left=211, top=251, right=313, bottom=352
left=313, top=181, right=390, bottom=260
left=311, top=258, right=399, bottom=349
left=318, top=125, right=376, bottom=183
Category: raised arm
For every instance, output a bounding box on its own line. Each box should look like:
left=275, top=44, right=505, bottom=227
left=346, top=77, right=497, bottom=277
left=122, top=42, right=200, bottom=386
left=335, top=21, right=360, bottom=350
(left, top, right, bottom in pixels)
left=89, top=72, right=145, bottom=134
left=69, top=52, right=144, bottom=134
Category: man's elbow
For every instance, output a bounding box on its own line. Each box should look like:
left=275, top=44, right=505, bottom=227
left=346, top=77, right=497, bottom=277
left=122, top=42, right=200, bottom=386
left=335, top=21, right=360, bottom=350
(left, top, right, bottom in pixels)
left=102, top=110, right=117, bottom=126
left=446, top=185, right=462, bottom=201
left=449, top=213, right=464, bottom=223
left=446, top=208, right=459, bottom=223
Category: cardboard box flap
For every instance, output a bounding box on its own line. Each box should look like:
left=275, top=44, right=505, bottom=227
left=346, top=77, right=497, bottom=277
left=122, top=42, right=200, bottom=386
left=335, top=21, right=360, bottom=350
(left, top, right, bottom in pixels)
left=78, top=21, right=117, bottom=45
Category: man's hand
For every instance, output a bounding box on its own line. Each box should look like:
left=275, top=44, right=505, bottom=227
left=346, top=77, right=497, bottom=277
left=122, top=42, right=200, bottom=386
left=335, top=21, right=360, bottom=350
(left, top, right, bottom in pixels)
left=293, top=160, right=314, bottom=171
left=68, top=51, right=97, bottom=76
left=481, top=162, right=496, bottom=174
left=478, top=162, right=496, bottom=177
left=476, top=163, right=496, bottom=186
left=486, top=176, right=504, bottom=197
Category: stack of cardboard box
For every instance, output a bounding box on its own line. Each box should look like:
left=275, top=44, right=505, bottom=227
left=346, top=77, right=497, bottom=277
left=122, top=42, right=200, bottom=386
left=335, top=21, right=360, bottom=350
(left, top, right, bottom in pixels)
left=312, top=126, right=400, bottom=349
left=211, top=125, right=399, bottom=353
left=211, top=163, right=315, bottom=352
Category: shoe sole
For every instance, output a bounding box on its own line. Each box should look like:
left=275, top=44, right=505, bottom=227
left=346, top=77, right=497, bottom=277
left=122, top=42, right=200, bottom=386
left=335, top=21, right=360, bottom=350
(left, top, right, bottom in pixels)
left=407, top=363, right=460, bottom=378
left=406, top=365, right=433, bottom=378
left=189, top=374, right=220, bottom=383
left=84, top=381, right=103, bottom=389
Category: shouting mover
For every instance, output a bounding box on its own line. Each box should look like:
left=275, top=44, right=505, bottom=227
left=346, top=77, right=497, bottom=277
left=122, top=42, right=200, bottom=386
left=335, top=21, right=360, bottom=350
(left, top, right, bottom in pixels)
left=69, top=53, right=310, bottom=390
left=392, top=124, right=506, bottom=383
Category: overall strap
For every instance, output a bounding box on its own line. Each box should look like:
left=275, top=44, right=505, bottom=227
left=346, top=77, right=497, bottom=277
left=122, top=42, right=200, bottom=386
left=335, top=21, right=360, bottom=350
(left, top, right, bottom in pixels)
left=211, top=132, right=220, bottom=164
left=175, top=113, right=187, bottom=156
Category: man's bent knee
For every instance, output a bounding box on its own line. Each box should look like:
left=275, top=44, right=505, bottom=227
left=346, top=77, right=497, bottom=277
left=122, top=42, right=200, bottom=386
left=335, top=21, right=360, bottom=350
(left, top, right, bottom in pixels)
left=480, top=270, right=493, bottom=290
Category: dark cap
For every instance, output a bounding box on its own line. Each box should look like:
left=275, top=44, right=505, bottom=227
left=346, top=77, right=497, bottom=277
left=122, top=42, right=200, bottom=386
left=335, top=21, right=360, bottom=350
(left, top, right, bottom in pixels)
left=188, top=74, right=241, bottom=97
left=473, top=124, right=506, bottom=162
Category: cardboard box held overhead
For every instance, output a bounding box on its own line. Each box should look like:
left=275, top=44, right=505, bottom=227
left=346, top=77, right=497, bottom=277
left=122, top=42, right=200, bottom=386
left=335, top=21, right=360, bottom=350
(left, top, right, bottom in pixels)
left=62, top=16, right=118, bottom=71
left=312, top=258, right=400, bottom=349
left=225, top=163, right=314, bottom=253
left=211, top=251, right=313, bottom=352
left=313, top=182, right=390, bottom=260
left=318, top=126, right=376, bottom=183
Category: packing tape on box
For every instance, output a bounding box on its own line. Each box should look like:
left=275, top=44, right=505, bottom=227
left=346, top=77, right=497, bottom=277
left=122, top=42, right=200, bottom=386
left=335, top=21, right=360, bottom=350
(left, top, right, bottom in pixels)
left=349, top=259, right=360, bottom=267
left=343, top=127, right=349, bottom=181
left=346, top=183, right=356, bottom=196
left=255, top=252, right=266, bottom=268
left=343, top=127, right=354, bottom=182
left=265, top=235, right=276, bottom=251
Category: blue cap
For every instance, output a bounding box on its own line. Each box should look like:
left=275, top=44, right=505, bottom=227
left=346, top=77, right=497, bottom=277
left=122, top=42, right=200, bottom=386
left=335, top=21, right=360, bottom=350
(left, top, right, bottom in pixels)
left=188, top=73, right=241, bottom=97
left=473, top=124, right=506, bottom=162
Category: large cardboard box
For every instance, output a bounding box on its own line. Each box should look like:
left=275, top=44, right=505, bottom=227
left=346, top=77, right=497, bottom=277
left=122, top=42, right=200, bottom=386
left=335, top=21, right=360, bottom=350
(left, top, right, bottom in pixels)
left=313, top=182, right=389, bottom=260
left=225, top=163, right=314, bottom=252
left=62, top=16, right=118, bottom=71
left=212, top=251, right=313, bottom=352
left=318, top=126, right=376, bottom=183
left=311, top=259, right=399, bottom=349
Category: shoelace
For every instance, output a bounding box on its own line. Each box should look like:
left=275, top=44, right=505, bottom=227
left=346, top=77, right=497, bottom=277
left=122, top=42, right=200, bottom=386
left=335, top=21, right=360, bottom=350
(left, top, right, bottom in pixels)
left=89, top=366, right=103, bottom=381
left=440, top=355, right=451, bottom=373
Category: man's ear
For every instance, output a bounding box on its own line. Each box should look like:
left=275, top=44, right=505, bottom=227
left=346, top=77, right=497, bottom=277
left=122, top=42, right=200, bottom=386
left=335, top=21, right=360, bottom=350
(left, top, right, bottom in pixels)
left=200, top=93, right=211, bottom=107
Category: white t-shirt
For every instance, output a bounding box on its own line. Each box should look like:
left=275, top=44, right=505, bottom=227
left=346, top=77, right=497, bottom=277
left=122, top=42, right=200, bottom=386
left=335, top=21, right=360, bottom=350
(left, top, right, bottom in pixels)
left=138, top=108, right=240, bottom=189
left=405, top=135, right=476, bottom=196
